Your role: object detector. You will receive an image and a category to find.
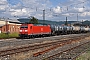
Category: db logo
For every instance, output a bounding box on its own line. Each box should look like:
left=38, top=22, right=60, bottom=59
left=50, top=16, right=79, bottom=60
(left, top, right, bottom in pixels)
left=41, top=28, right=43, bottom=31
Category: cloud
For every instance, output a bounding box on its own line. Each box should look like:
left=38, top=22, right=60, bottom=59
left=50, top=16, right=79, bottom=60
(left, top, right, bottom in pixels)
left=0, top=0, right=8, bottom=10
left=0, top=0, right=8, bottom=5
left=0, top=0, right=90, bottom=21
left=53, top=6, right=62, bottom=13
left=74, top=7, right=84, bottom=12
left=80, top=12, right=90, bottom=17
left=62, top=13, right=70, bottom=16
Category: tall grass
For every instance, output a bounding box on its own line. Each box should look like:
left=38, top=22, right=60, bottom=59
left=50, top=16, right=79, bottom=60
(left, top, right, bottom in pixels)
left=0, top=33, right=19, bottom=39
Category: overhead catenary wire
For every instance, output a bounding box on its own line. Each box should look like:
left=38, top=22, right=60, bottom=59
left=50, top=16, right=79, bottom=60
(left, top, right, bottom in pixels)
left=2, top=0, right=90, bottom=20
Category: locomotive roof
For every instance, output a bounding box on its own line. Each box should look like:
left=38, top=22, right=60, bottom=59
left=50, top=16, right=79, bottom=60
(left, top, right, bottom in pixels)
left=33, top=24, right=48, bottom=26
left=24, top=22, right=48, bottom=25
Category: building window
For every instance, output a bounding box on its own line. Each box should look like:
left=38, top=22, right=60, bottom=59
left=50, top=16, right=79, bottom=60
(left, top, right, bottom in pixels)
left=4, top=28, right=5, bottom=31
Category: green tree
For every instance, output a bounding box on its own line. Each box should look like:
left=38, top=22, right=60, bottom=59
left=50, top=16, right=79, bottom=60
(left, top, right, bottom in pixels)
left=29, top=17, right=39, bottom=24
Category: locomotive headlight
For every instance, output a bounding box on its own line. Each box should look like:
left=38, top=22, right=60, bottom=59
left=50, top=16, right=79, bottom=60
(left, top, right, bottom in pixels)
left=25, top=30, right=28, bottom=32
left=20, top=30, right=22, bottom=32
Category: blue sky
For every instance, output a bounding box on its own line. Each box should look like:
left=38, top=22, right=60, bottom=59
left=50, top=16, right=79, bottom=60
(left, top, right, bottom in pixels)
left=7, top=0, right=23, bottom=5
left=0, top=0, right=90, bottom=21
left=7, top=0, right=20, bottom=5
left=7, top=0, right=68, bottom=7
left=50, top=0, right=62, bottom=6
left=50, top=0, right=68, bottom=6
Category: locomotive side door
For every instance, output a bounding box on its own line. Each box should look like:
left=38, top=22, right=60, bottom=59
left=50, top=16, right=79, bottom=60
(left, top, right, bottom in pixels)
left=30, top=26, right=33, bottom=35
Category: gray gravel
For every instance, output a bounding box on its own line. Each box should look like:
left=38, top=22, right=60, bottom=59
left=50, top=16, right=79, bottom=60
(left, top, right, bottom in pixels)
left=28, top=35, right=90, bottom=60
left=0, top=33, right=88, bottom=50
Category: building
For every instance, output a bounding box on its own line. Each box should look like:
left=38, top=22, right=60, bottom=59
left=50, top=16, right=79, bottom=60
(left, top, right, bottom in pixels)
left=0, top=19, right=21, bottom=33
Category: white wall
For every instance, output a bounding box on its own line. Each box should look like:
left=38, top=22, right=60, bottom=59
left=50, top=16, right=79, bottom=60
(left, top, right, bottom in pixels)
left=0, top=30, right=1, bottom=33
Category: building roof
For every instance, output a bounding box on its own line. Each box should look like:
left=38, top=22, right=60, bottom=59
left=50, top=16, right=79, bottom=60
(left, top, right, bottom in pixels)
left=0, top=19, right=21, bottom=25
left=0, top=24, right=5, bottom=27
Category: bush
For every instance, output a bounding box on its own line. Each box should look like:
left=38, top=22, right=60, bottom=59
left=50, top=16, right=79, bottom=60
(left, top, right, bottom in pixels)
left=0, top=33, right=19, bottom=39
left=9, top=33, right=19, bottom=38
left=0, top=33, right=8, bottom=38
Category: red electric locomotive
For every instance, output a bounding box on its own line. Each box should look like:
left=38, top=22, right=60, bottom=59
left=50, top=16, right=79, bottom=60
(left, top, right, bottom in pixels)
left=19, top=24, right=51, bottom=38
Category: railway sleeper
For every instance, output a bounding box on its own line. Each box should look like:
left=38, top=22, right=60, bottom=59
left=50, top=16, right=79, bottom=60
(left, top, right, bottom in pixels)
left=45, top=41, right=90, bottom=60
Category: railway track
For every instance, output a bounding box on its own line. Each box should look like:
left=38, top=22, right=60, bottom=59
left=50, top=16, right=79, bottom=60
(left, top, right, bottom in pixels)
left=44, top=41, right=90, bottom=60
left=0, top=35, right=88, bottom=57
left=33, top=37, right=83, bottom=57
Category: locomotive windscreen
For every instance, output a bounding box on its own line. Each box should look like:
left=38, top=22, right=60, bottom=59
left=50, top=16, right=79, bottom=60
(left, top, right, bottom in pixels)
left=20, top=26, right=28, bottom=28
